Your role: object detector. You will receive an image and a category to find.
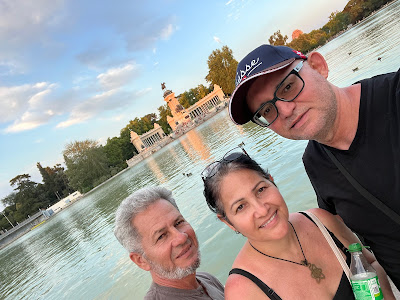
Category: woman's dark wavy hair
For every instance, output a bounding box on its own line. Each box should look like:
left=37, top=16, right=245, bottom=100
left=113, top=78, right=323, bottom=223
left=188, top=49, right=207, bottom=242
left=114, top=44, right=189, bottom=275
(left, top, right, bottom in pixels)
left=203, top=153, right=273, bottom=220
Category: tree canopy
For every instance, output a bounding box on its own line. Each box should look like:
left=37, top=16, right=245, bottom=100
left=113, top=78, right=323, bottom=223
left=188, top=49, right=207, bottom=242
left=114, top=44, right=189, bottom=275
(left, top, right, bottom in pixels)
left=205, top=45, right=238, bottom=95
left=178, top=84, right=213, bottom=108
left=63, top=140, right=110, bottom=193
left=1, top=164, right=73, bottom=231
left=270, top=0, right=392, bottom=53
left=268, top=30, right=288, bottom=46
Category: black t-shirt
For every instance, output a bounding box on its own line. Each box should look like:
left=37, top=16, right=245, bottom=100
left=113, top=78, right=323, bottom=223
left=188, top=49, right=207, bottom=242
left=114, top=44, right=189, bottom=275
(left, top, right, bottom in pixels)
left=303, top=69, right=400, bottom=287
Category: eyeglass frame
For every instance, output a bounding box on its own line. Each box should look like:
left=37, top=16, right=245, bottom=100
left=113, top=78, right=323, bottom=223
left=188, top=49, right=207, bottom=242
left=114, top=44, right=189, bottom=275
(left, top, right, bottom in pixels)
left=201, top=145, right=249, bottom=181
left=252, top=60, right=305, bottom=127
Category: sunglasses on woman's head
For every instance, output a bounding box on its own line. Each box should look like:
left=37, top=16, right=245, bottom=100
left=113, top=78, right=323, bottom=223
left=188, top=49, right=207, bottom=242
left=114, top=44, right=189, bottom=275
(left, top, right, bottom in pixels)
left=201, top=145, right=249, bottom=181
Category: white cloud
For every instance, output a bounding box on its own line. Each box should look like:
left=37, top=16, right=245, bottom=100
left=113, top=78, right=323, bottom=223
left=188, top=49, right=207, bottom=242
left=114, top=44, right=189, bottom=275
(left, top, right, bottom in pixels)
left=122, top=15, right=177, bottom=51
left=28, top=89, right=52, bottom=107
left=56, top=88, right=137, bottom=129
left=76, top=45, right=111, bottom=68
left=4, top=110, right=55, bottom=133
left=160, top=24, right=174, bottom=40
left=213, top=36, right=222, bottom=44
left=225, top=0, right=234, bottom=5
left=0, top=0, right=66, bottom=67
left=97, top=63, right=138, bottom=90
left=135, top=87, right=152, bottom=97
left=0, top=82, right=56, bottom=124
left=56, top=115, right=90, bottom=129
left=0, top=59, right=26, bottom=76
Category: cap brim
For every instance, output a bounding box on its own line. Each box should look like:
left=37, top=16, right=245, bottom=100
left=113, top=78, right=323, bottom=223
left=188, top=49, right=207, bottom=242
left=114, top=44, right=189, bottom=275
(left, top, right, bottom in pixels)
left=229, top=58, right=296, bottom=125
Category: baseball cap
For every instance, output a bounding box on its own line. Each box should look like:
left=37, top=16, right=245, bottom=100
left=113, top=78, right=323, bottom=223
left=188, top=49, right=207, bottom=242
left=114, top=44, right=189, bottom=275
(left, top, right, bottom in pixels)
left=229, top=45, right=307, bottom=125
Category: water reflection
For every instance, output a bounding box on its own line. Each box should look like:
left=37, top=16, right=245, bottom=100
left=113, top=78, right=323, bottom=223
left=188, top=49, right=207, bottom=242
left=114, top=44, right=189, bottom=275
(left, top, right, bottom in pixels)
left=181, top=129, right=212, bottom=161
left=145, top=156, right=167, bottom=184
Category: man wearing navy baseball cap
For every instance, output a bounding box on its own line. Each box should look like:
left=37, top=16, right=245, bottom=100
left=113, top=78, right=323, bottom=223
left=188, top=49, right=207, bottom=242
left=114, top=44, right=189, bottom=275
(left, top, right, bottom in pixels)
left=229, top=44, right=400, bottom=289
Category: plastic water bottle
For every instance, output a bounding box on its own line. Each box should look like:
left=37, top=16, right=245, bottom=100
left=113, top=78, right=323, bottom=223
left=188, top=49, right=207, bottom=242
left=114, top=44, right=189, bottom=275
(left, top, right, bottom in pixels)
left=349, top=243, right=383, bottom=300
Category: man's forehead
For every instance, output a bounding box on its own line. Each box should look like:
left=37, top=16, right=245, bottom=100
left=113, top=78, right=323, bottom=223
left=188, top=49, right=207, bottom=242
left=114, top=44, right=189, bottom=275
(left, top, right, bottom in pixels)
left=133, top=199, right=181, bottom=237
left=246, top=62, right=297, bottom=107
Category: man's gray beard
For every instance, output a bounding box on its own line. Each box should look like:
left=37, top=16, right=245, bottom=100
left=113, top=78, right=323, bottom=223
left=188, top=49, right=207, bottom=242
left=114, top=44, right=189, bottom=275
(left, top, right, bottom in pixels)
left=145, top=250, right=201, bottom=280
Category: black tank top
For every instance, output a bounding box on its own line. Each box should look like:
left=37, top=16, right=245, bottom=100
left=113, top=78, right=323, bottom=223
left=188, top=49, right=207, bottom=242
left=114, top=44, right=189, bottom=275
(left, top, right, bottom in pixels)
left=229, top=212, right=354, bottom=299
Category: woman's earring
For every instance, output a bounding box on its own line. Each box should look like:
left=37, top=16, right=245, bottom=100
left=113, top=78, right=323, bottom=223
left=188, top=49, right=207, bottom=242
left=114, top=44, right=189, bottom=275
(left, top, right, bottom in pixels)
left=235, top=230, right=240, bottom=234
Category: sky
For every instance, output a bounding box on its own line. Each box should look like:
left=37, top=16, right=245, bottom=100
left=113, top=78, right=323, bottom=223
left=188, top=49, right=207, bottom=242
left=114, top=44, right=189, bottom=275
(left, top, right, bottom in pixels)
left=0, top=0, right=350, bottom=206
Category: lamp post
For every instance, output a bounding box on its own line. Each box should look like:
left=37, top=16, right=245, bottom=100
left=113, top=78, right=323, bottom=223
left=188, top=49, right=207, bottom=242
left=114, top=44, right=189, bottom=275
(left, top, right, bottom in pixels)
left=1, top=210, right=15, bottom=228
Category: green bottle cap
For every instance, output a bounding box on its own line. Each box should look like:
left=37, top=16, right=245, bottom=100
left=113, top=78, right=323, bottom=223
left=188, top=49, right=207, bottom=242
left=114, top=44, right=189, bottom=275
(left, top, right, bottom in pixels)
left=348, top=243, right=362, bottom=252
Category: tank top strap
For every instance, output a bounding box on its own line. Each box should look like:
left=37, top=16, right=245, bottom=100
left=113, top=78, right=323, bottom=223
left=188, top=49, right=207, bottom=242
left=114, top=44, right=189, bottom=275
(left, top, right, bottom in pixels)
left=229, top=268, right=282, bottom=300
left=298, top=211, right=348, bottom=254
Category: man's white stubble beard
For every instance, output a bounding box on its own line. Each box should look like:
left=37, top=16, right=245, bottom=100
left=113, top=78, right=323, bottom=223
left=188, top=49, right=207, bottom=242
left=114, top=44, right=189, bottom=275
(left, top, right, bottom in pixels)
left=145, top=250, right=201, bottom=280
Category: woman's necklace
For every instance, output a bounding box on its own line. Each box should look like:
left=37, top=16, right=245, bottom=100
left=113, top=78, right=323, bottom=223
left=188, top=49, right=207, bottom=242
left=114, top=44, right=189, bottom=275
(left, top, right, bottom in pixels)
left=249, top=221, right=325, bottom=283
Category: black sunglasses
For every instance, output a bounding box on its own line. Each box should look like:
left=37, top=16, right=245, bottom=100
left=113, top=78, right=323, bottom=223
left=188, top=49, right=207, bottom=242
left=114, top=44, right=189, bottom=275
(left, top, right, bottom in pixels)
left=201, top=143, right=249, bottom=181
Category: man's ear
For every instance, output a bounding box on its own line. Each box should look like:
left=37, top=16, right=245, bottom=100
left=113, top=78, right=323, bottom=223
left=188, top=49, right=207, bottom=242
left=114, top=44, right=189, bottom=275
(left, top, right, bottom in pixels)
left=217, top=214, right=237, bottom=232
left=307, top=52, right=329, bottom=79
left=129, top=252, right=151, bottom=271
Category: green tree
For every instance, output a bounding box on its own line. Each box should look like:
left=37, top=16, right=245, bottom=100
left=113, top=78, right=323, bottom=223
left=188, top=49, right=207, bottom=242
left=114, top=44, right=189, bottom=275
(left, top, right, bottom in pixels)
left=205, top=45, right=238, bottom=95
left=196, top=84, right=212, bottom=99
left=288, top=29, right=328, bottom=53
left=322, top=11, right=350, bottom=37
left=0, top=193, right=16, bottom=208
left=37, top=163, right=72, bottom=201
left=104, top=137, right=129, bottom=175
left=63, top=140, right=110, bottom=193
left=120, top=127, right=139, bottom=155
left=9, top=174, right=44, bottom=220
left=157, top=104, right=172, bottom=134
left=268, top=30, right=288, bottom=46
left=0, top=205, right=17, bottom=230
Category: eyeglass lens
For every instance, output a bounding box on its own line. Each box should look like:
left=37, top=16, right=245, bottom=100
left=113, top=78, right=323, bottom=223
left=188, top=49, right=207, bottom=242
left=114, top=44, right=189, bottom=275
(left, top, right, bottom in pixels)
left=201, top=161, right=220, bottom=179
left=261, top=75, right=303, bottom=121
left=223, top=148, right=245, bottom=161
left=254, top=61, right=305, bottom=127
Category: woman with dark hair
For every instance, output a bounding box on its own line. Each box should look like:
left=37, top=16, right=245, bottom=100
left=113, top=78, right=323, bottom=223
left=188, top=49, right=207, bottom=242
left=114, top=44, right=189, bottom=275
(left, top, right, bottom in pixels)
left=202, top=146, right=394, bottom=300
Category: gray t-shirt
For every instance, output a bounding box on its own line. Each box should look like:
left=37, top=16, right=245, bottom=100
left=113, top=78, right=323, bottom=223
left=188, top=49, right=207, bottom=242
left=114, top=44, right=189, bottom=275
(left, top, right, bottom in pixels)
left=144, top=272, right=224, bottom=300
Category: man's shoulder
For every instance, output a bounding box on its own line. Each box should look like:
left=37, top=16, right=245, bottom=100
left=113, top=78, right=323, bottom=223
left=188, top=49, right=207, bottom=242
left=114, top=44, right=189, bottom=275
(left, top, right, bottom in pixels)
left=303, top=140, right=325, bottom=163
left=196, top=271, right=219, bottom=281
left=196, top=271, right=224, bottom=287
left=358, top=68, right=400, bottom=91
left=143, top=273, right=224, bottom=300
left=197, top=271, right=225, bottom=299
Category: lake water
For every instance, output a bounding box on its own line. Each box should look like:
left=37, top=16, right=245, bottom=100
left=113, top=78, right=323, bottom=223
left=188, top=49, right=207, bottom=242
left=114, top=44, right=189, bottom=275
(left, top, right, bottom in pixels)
left=1, top=2, right=400, bottom=299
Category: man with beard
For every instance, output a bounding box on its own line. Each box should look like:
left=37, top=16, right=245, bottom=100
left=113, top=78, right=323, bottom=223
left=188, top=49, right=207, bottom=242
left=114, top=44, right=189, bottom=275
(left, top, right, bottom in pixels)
left=114, top=186, right=224, bottom=300
left=228, top=44, right=400, bottom=289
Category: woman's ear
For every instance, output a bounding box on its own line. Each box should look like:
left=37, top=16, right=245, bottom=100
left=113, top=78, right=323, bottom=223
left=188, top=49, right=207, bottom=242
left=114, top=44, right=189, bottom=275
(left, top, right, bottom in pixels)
left=306, top=52, right=329, bottom=79
left=217, top=214, right=237, bottom=232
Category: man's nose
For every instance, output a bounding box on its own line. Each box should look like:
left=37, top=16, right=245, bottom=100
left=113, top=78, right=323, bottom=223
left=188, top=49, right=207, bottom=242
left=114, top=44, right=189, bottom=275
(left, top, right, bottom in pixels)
left=275, top=100, right=296, bottom=119
left=171, top=228, right=188, bottom=247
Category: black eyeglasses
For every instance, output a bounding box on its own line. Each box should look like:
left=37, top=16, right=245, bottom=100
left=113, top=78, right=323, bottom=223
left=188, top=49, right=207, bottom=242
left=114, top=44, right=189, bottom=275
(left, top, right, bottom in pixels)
left=252, top=61, right=305, bottom=127
left=201, top=144, right=249, bottom=181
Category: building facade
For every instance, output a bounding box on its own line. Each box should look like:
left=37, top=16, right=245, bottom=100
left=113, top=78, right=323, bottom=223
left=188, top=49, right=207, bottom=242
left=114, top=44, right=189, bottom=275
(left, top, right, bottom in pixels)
left=127, top=84, right=226, bottom=156
left=130, top=123, right=166, bottom=153
left=164, top=84, right=225, bottom=131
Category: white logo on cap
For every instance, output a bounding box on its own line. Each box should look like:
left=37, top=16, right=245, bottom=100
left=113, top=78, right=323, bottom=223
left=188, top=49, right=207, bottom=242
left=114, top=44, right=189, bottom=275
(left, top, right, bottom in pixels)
left=236, top=58, right=262, bottom=86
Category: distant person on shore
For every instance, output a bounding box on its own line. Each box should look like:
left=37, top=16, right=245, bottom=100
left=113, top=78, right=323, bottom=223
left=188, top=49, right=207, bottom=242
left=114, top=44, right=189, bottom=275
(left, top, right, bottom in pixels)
left=202, top=146, right=395, bottom=299
left=114, top=186, right=224, bottom=300
left=228, top=44, right=400, bottom=288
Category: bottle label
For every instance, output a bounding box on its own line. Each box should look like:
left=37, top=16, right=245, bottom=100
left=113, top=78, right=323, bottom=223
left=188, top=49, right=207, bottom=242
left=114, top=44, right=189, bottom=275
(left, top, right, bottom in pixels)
left=351, top=275, right=383, bottom=300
